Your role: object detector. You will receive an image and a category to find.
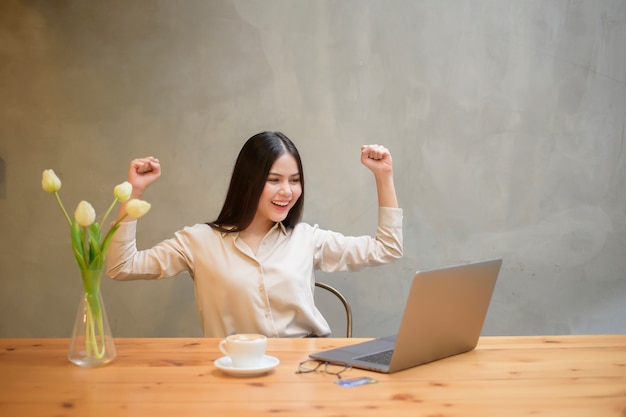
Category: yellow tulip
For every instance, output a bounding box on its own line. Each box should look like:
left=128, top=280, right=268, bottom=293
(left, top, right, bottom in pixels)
left=125, top=199, right=151, bottom=219
left=74, top=201, right=96, bottom=227
left=114, top=181, right=132, bottom=202
left=42, top=169, right=62, bottom=193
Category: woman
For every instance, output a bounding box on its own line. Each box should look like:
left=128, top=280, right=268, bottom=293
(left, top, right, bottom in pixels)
left=106, top=131, right=403, bottom=337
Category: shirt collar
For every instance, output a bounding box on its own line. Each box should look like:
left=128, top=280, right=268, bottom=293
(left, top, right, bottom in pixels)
left=275, top=222, right=287, bottom=235
left=225, top=222, right=287, bottom=237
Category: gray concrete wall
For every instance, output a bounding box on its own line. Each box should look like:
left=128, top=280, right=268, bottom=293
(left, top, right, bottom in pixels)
left=1, top=0, right=625, bottom=338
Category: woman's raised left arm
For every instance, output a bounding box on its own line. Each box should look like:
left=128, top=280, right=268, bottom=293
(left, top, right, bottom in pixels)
left=361, top=144, right=398, bottom=208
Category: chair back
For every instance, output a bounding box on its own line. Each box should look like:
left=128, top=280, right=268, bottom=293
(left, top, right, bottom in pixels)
left=315, top=282, right=353, bottom=338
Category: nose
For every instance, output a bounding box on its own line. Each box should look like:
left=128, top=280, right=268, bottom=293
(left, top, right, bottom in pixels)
left=278, top=180, right=292, bottom=196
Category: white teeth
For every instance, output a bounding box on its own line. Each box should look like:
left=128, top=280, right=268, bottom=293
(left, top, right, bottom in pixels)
left=273, top=201, right=289, bottom=207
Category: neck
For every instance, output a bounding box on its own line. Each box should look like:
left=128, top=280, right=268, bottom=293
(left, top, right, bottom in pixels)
left=238, top=219, right=276, bottom=255
left=240, top=217, right=274, bottom=239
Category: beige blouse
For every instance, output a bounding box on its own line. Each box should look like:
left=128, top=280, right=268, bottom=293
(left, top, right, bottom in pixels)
left=106, top=207, right=403, bottom=338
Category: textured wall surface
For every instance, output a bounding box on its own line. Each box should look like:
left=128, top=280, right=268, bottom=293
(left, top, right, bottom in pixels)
left=1, top=0, right=625, bottom=338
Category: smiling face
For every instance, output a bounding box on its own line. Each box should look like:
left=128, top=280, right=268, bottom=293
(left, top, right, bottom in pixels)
left=251, top=152, right=302, bottom=231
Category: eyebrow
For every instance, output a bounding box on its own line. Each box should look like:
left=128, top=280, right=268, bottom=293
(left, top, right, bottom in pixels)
left=268, top=172, right=300, bottom=178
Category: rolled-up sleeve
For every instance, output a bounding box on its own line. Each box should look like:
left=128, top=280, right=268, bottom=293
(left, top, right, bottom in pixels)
left=312, top=207, right=403, bottom=272
left=106, top=221, right=194, bottom=281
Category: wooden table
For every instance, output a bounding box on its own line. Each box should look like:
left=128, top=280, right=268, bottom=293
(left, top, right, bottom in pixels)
left=1, top=335, right=625, bottom=416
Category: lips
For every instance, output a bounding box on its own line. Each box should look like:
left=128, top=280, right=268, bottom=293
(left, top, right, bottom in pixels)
left=272, top=201, right=289, bottom=208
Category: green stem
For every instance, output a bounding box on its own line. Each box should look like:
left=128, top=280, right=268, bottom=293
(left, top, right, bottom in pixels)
left=115, top=213, right=129, bottom=223
left=98, top=198, right=119, bottom=233
left=81, top=227, right=89, bottom=267
left=83, top=271, right=106, bottom=360
left=54, top=191, right=72, bottom=227
left=103, top=213, right=128, bottom=242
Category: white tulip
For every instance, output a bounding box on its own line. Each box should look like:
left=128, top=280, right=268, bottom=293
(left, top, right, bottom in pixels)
left=74, top=201, right=96, bottom=227
left=125, top=199, right=151, bottom=219
left=114, top=181, right=133, bottom=202
left=42, top=169, right=62, bottom=193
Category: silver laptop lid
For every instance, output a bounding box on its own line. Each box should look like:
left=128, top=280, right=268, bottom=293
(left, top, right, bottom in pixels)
left=387, top=258, right=502, bottom=372
left=309, top=258, right=502, bottom=373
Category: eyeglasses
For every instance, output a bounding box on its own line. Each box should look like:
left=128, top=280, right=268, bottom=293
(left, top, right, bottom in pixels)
left=295, top=360, right=351, bottom=379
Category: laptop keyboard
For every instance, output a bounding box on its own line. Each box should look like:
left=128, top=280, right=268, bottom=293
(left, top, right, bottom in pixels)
left=355, top=349, right=394, bottom=365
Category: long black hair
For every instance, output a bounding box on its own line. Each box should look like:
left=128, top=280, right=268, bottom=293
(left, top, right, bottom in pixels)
left=208, top=131, right=305, bottom=233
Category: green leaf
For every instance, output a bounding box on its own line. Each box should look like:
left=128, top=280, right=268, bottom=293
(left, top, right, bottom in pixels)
left=88, top=223, right=102, bottom=263
left=90, top=222, right=101, bottom=241
left=100, top=223, right=120, bottom=255
left=71, top=220, right=84, bottom=261
left=90, top=223, right=120, bottom=269
left=72, top=245, right=88, bottom=271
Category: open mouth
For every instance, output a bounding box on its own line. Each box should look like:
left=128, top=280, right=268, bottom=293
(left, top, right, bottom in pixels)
left=272, top=201, right=289, bottom=207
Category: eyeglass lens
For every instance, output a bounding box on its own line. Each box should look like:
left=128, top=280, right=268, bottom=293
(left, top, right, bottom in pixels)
left=296, top=360, right=351, bottom=379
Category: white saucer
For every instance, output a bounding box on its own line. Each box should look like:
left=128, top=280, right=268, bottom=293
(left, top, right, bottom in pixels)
left=214, top=355, right=280, bottom=377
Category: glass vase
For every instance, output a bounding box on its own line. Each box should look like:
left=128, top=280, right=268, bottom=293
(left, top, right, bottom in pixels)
left=68, top=279, right=117, bottom=367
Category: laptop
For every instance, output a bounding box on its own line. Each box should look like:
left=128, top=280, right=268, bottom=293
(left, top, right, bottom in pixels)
left=309, top=258, right=502, bottom=373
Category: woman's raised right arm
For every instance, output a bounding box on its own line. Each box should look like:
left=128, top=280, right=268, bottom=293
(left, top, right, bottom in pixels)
left=118, top=156, right=161, bottom=222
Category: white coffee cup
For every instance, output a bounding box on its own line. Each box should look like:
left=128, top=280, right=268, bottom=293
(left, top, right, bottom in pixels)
left=219, top=333, right=267, bottom=368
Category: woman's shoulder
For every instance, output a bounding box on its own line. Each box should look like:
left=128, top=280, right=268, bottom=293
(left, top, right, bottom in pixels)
left=291, top=221, right=316, bottom=232
left=283, top=221, right=315, bottom=239
left=180, top=223, right=214, bottom=232
left=174, top=223, right=225, bottom=241
left=290, top=221, right=334, bottom=239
